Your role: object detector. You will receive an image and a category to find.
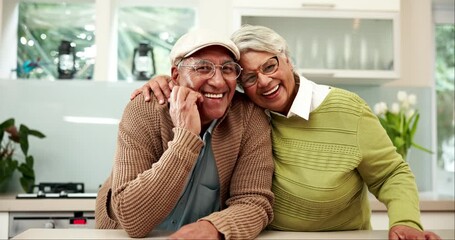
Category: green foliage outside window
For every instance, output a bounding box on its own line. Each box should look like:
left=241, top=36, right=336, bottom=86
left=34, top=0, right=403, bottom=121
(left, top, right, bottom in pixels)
left=16, top=3, right=195, bottom=81
left=435, top=24, right=454, bottom=172
left=117, top=7, right=196, bottom=81
left=16, top=2, right=95, bottom=80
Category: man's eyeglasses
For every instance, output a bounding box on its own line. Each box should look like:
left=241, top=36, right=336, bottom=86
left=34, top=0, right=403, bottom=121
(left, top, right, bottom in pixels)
left=178, top=59, right=243, bottom=81
left=238, top=56, right=279, bottom=88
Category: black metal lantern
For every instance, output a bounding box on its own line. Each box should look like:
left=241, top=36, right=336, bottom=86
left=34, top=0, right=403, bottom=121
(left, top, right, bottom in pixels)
left=57, top=40, right=76, bottom=79
left=132, top=41, right=156, bottom=80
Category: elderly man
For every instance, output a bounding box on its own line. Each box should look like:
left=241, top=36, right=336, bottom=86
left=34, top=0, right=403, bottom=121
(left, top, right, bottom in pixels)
left=95, top=29, right=274, bottom=240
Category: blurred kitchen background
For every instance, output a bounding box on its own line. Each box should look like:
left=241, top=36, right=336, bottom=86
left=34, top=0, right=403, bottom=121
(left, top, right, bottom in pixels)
left=0, top=0, right=453, bottom=197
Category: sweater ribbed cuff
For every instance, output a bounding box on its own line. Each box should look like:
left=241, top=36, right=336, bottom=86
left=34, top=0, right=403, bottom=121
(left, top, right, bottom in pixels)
left=171, top=127, right=204, bottom=153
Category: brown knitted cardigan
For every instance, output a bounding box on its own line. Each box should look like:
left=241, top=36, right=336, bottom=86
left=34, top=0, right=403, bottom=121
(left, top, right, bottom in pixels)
left=95, top=92, right=274, bottom=239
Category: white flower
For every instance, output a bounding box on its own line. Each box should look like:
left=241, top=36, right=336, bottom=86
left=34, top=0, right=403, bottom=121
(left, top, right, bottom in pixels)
left=401, top=99, right=410, bottom=110
left=408, top=94, right=417, bottom=106
left=391, top=103, right=400, bottom=114
left=397, top=91, right=408, bottom=102
left=406, top=109, right=416, bottom=118
left=374, top=102, right=388, bottom=115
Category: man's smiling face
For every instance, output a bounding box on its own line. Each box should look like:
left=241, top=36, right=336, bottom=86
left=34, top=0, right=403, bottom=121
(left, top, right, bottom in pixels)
left=173, top=46, right=237, bottom=126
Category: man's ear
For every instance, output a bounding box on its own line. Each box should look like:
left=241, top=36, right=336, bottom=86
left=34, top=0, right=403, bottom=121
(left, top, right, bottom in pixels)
left=171, top=66, right=179, bottom=85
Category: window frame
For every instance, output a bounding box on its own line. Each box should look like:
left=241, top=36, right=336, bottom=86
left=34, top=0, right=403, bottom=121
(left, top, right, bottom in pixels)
left=431, top=1, right=454, bottom=196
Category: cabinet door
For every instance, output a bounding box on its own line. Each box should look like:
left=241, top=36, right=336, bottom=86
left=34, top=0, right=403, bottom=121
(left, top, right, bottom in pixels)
left=233, top=9, right=400, bottom=85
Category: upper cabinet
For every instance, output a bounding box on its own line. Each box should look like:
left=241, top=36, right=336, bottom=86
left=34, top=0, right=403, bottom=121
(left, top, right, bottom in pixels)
left=232, top=0, right=400, bottom=11
left=232, top=0, right=401, bottom=85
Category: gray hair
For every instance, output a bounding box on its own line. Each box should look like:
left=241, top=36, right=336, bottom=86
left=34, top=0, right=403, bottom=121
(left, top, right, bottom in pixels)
left=231, top=24, right=290, bottom=58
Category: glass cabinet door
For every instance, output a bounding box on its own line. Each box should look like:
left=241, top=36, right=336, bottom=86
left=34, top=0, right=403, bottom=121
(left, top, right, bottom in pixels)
left=237, top=9, right=400, bottom=84
left=117, top=6, right=196, bottom=81
left=17, top=1, right=96, bottom=80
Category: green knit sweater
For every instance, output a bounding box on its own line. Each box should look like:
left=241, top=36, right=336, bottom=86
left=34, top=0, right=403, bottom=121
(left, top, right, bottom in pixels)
left=269, top=88, right=422, bottom=231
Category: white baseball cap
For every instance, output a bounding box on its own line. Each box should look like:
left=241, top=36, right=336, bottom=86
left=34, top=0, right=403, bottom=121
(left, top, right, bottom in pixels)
left=170, top=29, right=240, bottom=65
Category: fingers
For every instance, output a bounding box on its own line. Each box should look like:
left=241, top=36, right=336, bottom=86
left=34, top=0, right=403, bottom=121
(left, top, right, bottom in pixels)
left=130, top=75, right=173, bottom=103
left=424, top=231, right=442, bottom=240
left=389, top=225, right=440, bottom=240
left=157, top=76, right=172, bottom=100
left=168, top=86, right=201, bottom=135
left=185, top=91, right=202, bottom=106
left=151, top=75, right=173, bottom=104
left=171, top=86, right=201, bottom=107
left=129, top=88, right=143, bottom=101
left=389, top=230, right=400, bottom=240
left=129, top=83, right=152, bottom=102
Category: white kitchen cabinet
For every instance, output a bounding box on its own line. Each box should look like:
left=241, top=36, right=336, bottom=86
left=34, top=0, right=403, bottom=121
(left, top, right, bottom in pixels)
left=0, top=212, right=8, bottom=240
left=233, top=2, right=400, bottom=85
left=232, top=0, right=400, bottom=11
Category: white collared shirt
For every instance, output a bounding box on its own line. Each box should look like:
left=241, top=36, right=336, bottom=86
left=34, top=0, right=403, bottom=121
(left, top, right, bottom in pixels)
left=269, top=76, right=331, bottom=120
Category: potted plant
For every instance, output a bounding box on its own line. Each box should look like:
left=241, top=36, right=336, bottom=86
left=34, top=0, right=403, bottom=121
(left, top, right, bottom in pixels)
left=374, top=91, right=432, bottom=161
left=0, top=118, right=45, bottom=193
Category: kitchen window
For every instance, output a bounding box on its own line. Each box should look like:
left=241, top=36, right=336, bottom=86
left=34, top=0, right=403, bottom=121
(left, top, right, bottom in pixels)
left=16, top=1, right=96, bottom=80
left=433, top=2, right=454, bottom=197
left=14, top=1, right=196, bottom=81
left=117, top=6, right=196, bottom=81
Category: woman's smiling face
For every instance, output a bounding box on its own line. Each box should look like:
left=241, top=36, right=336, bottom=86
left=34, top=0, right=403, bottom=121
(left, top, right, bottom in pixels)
left=239, top=51, right=297, bottom=114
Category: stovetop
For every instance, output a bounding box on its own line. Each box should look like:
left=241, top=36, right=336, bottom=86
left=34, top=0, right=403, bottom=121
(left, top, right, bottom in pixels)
left=16, top=192, right=97, bottom=199
left=16, top=182, right=97, bottom=199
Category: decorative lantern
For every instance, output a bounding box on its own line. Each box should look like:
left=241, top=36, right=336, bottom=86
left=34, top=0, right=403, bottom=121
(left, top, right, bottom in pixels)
left=132, top=41, right=155, bottom=80
left=57, top=40, right=76, bottom=79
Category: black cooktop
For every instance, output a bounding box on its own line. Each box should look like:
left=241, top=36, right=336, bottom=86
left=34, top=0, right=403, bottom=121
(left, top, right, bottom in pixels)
left=16, top=182, right=97, bottom=199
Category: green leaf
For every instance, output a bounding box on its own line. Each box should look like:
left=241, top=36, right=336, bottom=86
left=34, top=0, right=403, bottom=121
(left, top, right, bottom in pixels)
left=0, top=118, right=15, bottom=130
left=28, top=129, right=46, bottom=138
left=411, top=142, right=433, bottom=154
left=0, top=158, right=18, bottom=183
left=25, top=155, right=34, bottom=167
left=19, top=124, right=30, bottom=156
left=18, top=164, right=34, bottom=178
left=19, top=176, right=35, bottom=193
left=0, top=118, right=15, bottom=141
left=410, top=113, right=420, bottom=140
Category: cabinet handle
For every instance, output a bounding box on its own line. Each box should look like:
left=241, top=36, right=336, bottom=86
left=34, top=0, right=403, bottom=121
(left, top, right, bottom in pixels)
left=301, top=3, right=335, bottom=9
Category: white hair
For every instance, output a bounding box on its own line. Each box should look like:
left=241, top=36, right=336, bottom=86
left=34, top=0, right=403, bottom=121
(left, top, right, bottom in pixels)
left=231, top=24, right=290, bottom=58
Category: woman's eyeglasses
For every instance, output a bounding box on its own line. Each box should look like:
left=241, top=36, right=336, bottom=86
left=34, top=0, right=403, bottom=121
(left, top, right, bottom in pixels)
left=179, top=59, right=243, bottom=81
left=238, top=56, right=279, bottom=88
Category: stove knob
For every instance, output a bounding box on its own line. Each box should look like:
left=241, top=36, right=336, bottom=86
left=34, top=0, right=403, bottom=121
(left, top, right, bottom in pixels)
left=44, top=221, right=55, bottom=229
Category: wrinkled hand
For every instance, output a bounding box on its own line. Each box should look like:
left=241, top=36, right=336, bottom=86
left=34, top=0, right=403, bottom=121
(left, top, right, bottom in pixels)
left=169, top=85, right=203, bottom=135
left=130, top=74, right=173, bottom=104
left=168, top=220, right=221, bottom=240
left=389, top=225, right=442, bottom=240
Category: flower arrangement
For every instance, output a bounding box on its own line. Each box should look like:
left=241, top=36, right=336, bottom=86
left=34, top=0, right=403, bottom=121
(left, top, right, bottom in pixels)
left=374, top=91, right=432, bottom=161
left=0, top=118, right=45, bottom=192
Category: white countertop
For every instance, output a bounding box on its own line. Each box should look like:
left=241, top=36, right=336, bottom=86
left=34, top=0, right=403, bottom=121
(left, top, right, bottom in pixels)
left=0, top=194, right=95, bottom=212
left=12, top=228, right=455, bottom=240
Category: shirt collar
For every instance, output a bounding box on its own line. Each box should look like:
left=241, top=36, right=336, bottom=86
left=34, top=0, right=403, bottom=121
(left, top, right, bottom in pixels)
left=267, top=75, right=330, bottom=120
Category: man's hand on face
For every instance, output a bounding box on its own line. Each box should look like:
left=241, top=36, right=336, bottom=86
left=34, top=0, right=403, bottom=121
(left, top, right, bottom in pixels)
left=168, top=220, right=222, bottom=240
left=169, top=85, right=204, bottom=136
